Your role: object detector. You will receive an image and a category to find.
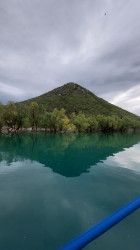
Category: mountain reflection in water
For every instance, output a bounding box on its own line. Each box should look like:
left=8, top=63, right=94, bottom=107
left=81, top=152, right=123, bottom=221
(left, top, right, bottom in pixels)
left=0, top=132, right=140, bottom=177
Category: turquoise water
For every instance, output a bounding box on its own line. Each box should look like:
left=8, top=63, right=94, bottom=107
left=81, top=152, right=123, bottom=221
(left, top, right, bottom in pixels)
left=0, top=132, right=140, bottom=250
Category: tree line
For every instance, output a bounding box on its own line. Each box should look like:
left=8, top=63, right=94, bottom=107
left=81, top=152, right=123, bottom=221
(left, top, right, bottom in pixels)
left=0, top=101, right=140, bottom=133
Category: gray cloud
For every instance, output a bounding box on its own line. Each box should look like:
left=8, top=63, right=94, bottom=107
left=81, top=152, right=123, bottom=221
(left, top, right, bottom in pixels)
left=0, top=0, right=140, bottom=114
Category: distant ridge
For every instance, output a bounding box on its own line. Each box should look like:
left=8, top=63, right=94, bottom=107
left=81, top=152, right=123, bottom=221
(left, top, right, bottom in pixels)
left=19, top=82, right=139, bottom=120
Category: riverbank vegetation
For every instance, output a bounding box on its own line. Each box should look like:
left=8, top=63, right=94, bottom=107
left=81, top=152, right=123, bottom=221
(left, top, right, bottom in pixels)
left=0, top=101, right=140, bottom=133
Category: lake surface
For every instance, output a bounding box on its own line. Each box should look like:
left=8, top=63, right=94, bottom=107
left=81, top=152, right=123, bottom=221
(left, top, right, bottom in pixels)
left=0, top=132, right=140, bottom=250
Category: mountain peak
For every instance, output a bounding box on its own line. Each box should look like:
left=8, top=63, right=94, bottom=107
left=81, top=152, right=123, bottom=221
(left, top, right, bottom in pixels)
left=64, top=82, right=87, bottom=90
left=46, top=82, right=90, bottom=97
left=65, top=82, right=77, bottom=86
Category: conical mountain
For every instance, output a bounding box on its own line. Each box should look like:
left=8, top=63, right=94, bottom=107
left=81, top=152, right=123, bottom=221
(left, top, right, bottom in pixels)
left=20, top=82, right=139, bottom=120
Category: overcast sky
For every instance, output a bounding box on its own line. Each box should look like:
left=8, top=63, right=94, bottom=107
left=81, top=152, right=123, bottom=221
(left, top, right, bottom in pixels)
left=0, top=0, right=140, bottom=115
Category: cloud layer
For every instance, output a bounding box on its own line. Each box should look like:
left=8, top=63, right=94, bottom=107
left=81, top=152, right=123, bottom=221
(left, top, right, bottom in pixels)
left=0, top=0, right=140, bottom=114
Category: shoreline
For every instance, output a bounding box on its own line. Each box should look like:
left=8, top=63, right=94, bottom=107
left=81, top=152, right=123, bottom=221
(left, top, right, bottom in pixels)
left=1, top=127, right=140, bottom=135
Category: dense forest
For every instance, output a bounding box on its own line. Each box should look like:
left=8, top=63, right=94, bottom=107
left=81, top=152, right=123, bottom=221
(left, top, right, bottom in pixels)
left=0, top=101, right=140, bottom=133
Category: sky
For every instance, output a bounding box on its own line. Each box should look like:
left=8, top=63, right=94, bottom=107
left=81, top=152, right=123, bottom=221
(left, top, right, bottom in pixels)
left=0, top=0, right=140, bottom=115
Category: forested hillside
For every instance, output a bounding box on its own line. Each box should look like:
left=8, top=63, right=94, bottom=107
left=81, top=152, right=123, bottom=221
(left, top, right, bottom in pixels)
left=19, top=82, right=140, bottom=120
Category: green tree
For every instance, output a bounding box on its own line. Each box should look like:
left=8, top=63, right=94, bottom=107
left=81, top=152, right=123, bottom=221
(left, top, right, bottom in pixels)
left=16, top=104, right=28, bottom=130
left=0, top=102, right=4, bottom=132
left=71, top=112, right=89, bottom=132
left=39, top=111, right=52, bottom=131
left=121, top=116, right=133, bottom=131
left=3, top=101, right=18, bottom=130
left=87, top=116, right=98, bottom=131
left=51, top=108, right=74, bottom=132
left=96, top=115, right=108, bottom=131
left=132, top=120, right=140, bottom=130
left=106, top=116, right=119, bottom=131
left=96, top=115, right=120, bottom=131
left=29, top=102, right=39, bottom=131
